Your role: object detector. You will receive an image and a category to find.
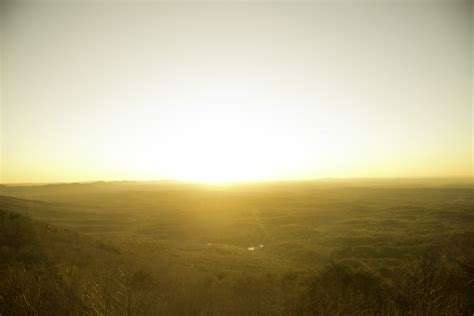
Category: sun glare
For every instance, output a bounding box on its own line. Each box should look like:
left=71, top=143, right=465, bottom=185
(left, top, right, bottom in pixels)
left=104, top=84, right=314, bottom=184
left=160, top=103, right=305, bottom=183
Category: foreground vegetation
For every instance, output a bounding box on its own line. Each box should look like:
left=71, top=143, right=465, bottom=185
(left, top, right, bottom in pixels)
left=0, top=180, right=473, bottom=315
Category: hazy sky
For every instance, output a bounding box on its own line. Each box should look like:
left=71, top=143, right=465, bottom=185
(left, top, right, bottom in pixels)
left=1, top=0, right=472, bottom=183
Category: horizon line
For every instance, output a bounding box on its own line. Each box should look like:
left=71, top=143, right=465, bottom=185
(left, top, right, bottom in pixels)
left=1, top=175, right=473, bottom=186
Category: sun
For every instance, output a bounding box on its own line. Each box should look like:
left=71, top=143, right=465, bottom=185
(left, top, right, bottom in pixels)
left=167, top=120, right=279, bottom=183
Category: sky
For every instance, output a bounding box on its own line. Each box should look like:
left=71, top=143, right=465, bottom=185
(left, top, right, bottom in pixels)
left=0, top=0, right=472, bottom=183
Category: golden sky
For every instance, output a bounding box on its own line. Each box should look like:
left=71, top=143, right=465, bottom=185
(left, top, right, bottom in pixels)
left=1, top=1, right=472, bottom=183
